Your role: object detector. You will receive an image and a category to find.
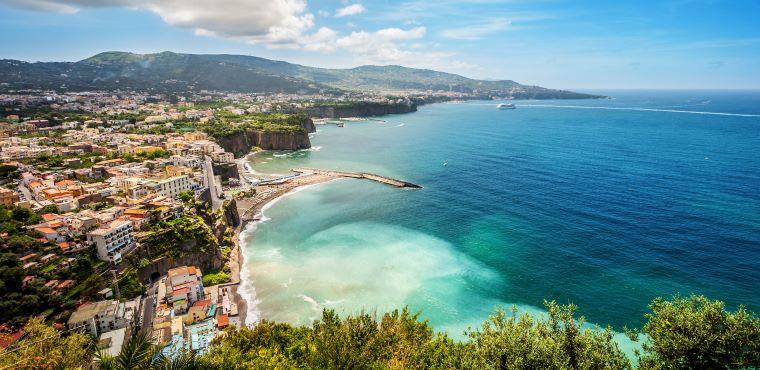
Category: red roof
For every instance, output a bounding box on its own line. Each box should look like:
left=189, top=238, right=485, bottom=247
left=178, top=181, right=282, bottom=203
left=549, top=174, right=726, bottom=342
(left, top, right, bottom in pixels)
left=172, top=287, right=190, bottom=296
left=192, top=299, right=211, bottom=308
left=41, top=213, right=59, bottom=221
left=216, top=314, right=229, bottom=328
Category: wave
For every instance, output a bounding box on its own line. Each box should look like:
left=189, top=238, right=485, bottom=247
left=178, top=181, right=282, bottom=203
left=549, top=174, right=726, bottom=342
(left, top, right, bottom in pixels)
left=239, top=180, right=343, bottom=326
left=519, top=104, right=760, bottom=117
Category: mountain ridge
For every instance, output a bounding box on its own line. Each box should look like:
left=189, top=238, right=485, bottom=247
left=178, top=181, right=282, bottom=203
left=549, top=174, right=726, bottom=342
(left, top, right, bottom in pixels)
left=1, top=51, right=603, bottom=99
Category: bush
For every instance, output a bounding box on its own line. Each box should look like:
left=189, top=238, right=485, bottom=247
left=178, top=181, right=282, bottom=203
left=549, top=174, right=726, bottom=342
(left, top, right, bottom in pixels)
left=202, top=269, right=230, bottom=286
left=636, top=295, right=760, bottom=369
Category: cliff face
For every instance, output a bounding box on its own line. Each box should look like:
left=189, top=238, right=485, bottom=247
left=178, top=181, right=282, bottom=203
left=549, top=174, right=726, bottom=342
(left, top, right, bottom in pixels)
left=216, top=130, right=311, bottom=156
left=304, top=103, right=417, bottom=118
left=214, top=117, right=315, bottom=156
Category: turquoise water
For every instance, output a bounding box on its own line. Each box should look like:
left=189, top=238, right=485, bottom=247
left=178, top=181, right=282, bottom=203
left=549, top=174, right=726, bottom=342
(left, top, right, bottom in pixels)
left=240, top=91, right=760, bottom=341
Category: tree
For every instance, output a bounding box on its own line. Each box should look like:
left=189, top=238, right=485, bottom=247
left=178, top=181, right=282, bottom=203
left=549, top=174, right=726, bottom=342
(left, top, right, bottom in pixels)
left=463, top=301, right=631, bottom=369
left=636, top=295, right=760, bottom=369
left=96, top=331, right=205, bottom=370
left=0, top=318, right=94, bottom=369
left=178, top=190, right=195, bottom=204
left=41, top=204, right=59, bottom=214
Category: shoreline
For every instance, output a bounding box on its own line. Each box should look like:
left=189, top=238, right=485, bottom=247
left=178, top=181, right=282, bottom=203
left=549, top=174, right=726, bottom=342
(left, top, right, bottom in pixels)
left=229, top=162, right=345, bottom=327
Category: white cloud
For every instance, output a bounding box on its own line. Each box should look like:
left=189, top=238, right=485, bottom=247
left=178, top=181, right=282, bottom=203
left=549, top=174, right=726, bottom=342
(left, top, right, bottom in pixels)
left=317, top=9, right=330, bottom=17
left=334, top=26, right=473, bottom=71
left=335, top=3, right=365, bottom=17
left=0, top=0, right=478, bottom=72
left=1, top=0, right=317, bottom=47
left=441, top=18, right=512, bottom=40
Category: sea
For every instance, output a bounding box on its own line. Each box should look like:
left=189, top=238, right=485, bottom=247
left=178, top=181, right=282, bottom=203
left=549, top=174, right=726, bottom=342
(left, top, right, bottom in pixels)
left=239, top=90, right=760, bottom=350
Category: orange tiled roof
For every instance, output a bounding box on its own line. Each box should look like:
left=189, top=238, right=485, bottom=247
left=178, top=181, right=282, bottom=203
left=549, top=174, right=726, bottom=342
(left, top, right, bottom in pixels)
left=41, top=213, right=60, bottom=221
left=35, top=227, right=57, bottom=235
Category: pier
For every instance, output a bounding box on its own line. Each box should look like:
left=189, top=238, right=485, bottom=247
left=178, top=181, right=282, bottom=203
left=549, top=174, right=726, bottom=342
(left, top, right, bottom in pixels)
left=236, top=168, right=421, bottom=224
left=292, top=168, right=422, bottom=188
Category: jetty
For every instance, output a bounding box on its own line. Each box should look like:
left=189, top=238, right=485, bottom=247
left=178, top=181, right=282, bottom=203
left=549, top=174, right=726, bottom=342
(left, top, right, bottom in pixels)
left=235, top=168, right=421, bottom=224
left=292, top=168, right=422, bottom=189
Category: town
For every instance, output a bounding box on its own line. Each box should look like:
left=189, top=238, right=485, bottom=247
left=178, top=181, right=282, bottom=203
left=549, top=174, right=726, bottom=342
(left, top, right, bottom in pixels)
left=0, top=89, right=434, bottom=357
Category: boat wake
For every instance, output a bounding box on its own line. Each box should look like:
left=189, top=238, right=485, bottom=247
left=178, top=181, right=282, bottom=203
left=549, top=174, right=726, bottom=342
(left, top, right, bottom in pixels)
left=519, top=104, right=760, bottom=117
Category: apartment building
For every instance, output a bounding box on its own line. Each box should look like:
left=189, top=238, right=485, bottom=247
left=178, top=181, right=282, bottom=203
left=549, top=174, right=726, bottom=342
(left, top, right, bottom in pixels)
left=88, top=220, right=136, bottom=263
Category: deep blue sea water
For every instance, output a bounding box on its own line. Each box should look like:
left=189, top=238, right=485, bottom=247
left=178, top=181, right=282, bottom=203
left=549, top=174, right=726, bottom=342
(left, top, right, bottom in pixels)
left=240, top=90, right=760, bottom=344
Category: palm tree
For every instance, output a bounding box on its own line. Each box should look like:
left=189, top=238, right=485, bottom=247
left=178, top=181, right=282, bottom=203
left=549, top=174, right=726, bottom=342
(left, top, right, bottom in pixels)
left=95, top=331, right=207, bottom=370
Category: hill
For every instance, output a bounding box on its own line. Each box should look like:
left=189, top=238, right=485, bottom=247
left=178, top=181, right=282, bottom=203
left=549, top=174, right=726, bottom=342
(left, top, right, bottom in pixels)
left=0, top=51, right=602, bottom=99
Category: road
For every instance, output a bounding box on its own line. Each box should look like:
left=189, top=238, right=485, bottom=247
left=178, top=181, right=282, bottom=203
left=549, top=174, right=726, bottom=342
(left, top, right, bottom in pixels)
left=203, top=156, right=224, bottom=211
left=140, top=284, right=158, bottom=333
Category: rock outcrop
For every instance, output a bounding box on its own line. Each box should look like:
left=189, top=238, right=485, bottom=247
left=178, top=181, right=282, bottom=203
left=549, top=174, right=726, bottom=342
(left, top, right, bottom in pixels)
left=303, top=102, right=417, bottom=118
left=213, top=117, right=315, bottom=157
left=215, top=130, right=311, bottom=156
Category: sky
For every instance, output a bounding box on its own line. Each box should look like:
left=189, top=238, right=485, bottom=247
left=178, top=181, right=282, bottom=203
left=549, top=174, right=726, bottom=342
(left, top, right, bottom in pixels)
left=1, top=0, right=759, bottom=89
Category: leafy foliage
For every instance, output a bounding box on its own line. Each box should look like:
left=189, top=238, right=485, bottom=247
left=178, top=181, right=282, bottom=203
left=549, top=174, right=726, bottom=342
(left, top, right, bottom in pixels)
left=199, top=113, right=309, bottom=139
left=0, top=318, right=94, bottom=369
left=1, top=296, right=758, bottom=369
left=463, top=302, right=630, bottom=369
left=0, top=51, right=603, bottom=98
left=636, top=295, right=760, bottom=369
left=201, top=268, right=230, bottom=287
left=96, top=331, right=205, bottom=370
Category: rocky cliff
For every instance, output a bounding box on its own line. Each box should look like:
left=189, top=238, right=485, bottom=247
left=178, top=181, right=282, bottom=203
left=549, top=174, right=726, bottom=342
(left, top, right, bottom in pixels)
left=303, top=102, right=417, bottom=118
left=215, top=130, right=311, bottom=156
left=213, top=117, right=315, bottom=157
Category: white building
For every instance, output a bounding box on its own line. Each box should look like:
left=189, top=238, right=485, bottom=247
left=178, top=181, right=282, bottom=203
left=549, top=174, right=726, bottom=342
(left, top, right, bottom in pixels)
left=155, top=175, right=193, bottom=198
left=67, top=299, right=137, bottom=336
left=89, top=220, right=136, bottom=263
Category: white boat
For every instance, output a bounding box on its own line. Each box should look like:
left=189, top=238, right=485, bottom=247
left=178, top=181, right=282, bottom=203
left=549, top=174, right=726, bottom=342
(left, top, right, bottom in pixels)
left=497, top=103, right=516, bottom=110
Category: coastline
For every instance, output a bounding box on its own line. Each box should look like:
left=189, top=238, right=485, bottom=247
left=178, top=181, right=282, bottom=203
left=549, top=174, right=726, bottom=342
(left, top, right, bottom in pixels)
left=229, top=161, right=345, bottom=327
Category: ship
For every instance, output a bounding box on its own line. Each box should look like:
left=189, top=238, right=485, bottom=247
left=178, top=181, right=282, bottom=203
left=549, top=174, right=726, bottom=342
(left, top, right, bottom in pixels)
left=497, top=103, right=516, bottom=110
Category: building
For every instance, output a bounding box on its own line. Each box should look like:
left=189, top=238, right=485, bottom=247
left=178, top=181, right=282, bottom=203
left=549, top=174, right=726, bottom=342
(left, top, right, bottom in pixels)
left=184, top=299, right=212, bottom=325
left=122, top=175, right=194, bottom=200
left=88, top=220, right=136, bottom=263
left=98, top=327, right=128, bottom=357
left=164, top=266, right=204, bottom=314
left=155, top=175, right=193, bottom=198
left=67, top=300, right=128, bottom=336
left=0, top=187, right=19, bottom=206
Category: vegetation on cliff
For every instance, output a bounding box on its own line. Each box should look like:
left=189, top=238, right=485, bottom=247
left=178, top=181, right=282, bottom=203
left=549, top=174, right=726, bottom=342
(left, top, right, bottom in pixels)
left=137, top=215, right=220, bottom=260
left=1, top=51, right=602, bottom=99
left=2, top=295, right=757, bottom=369
left=199, top=113, right=310, bottom=139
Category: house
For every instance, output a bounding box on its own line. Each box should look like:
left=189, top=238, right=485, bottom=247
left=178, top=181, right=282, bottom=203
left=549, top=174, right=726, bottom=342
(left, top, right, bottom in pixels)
left=162, top=266, right=204, bottom=314
left=22, top=275, right=36, bottom=289
left=0, top=187, right=19, bottom=206
left=56, top=279, right=75, bottom=291
left=34, top=226, right=63, bottom=243
left=18, top=253, right=38, bottom=264
left=39, top=253, right=57, bottom=264
left=184, top=299, right=212, bottom=325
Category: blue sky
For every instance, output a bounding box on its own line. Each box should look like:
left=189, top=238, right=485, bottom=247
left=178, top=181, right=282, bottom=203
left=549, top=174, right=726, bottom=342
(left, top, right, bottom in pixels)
left=1, top=0, right=759, bottom=89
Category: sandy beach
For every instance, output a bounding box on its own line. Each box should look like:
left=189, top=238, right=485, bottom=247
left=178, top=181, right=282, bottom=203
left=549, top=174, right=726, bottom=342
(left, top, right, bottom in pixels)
left=228, top=171, right=343, bottom=327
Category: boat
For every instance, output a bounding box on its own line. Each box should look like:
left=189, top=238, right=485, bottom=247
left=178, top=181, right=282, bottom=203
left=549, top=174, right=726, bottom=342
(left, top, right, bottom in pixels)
left=497, top=103, right=516, bottom=110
